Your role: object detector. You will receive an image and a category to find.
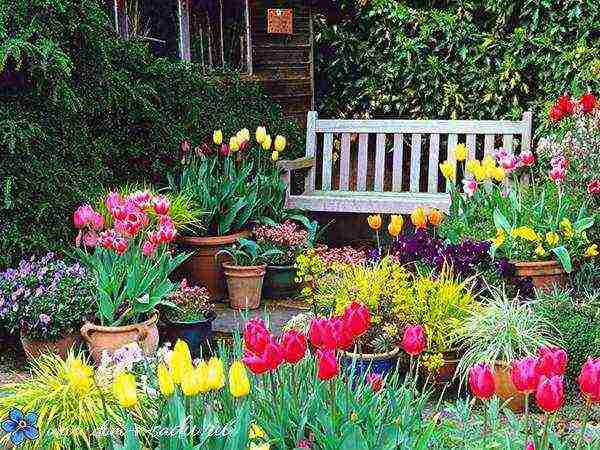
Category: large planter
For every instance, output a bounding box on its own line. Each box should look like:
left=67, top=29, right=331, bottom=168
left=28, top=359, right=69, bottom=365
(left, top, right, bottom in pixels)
left=513, top=260, right=569, bottom=291
left=222, top=263, right=266, bottom=310
left=494, top=362, right=526, bottom=412
left=160, top=311, right=216, bottom=358
left=20, top=331, right=78, bottom=361
left=263, top=265, right=299, bottom=299
left=80, top=313, right=160, bottom=364
left=340, top=347, right=400, bottom=377
left=178, top=231, right=250, bottom=301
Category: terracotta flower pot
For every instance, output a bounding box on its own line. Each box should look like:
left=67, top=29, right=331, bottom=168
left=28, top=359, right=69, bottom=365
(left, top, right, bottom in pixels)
left=20, top=331, right=78, bottom=361
left=263, top=265, right=299, bottom=299
left=80, top=313, right=160, bottom=364
left=513, top=260, right=569, bottom=291
left=222, top=263, right=266, bottom=310
left=178, top=231, right=250, bottom=301
left=494, top=362, right=526, bottom=412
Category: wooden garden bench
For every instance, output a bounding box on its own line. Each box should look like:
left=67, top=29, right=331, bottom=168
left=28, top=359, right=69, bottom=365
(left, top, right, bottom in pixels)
left=279, top=111, right=532, bottom=214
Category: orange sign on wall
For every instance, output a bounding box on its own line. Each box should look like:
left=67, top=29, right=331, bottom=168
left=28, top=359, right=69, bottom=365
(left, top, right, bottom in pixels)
left=267, top=9, right=293, bottom=34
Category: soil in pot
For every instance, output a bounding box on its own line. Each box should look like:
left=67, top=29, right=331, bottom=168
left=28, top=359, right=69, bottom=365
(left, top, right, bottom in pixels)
left=20, top=332, right=79, bottom=361
left=177, top=231, right=250, bottom=301
left=263, top=265, right=299, bottom=299
left=494, top=362, right=526, bottom=412
left=80, top=313, right=160, bottom=364
left=160, top=312, right=216, bottom=358
left=513, top=260, right=569, bottom=291
left=223, top=263, right=266, bottom=310
left=340, top=347, right=400, bottom=377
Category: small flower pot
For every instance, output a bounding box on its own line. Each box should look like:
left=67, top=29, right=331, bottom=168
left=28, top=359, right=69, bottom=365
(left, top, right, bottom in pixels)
left=222, top=263, right=267, bottom=310
left=340, top=347, right=400, bottom=377
left=160, top=311, right=216, bottom=358
left=20, top=331, right=79, bottom=361
left=422, top=352, right=460, bottom=385
left=80, top=313, right=159, bottom=364
left=513, top=260, right=569, bottom=291
left=263, top=265, right=299, bottom=299
left=177, top=231, right=251, bottom=301
left=494, top=361, right=526, bottom=413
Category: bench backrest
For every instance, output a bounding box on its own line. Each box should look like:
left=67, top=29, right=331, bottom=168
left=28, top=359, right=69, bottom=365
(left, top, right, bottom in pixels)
left=304, top=111, right=533, bottom=194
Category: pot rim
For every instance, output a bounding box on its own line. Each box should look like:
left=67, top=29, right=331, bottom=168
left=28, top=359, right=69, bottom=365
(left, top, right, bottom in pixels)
left=163, top=311, right=217, bottom=326
left=82, top=312, right=159, bottom=332
left=512, top=259, right=564, bottom=268
left=222, top=263, right=267, bottom=271
left=266, top=264, right=297, bottom=271
left=20, top=331, right=77, bottom=344
left=177, top=230, right=250, bottom=246
left=341, top=346, right=400, bottom=361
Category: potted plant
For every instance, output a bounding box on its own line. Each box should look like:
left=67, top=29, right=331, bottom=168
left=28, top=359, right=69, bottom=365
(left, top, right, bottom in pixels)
left=216, top=238, right=283, bottom=310
left=454, top=286, right=556, bottom=412
left=253, top=220, right=314, bottom=299
left=0, top=253, right=95, bottom=360
left=169, top=128, right=287, bottom=300
left=74, top=189, right=192, bottom=363
left=159, top=279, right=216, bottom=357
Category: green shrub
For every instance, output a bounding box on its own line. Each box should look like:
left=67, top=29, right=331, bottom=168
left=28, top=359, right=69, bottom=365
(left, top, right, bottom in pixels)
left=315, top=1, right=600, bottom=124
left=0, top=0, right=303, bottom=268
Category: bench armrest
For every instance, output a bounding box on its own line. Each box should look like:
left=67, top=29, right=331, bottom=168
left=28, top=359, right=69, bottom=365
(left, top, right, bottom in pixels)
left=277, top=157, right=315, bottom=171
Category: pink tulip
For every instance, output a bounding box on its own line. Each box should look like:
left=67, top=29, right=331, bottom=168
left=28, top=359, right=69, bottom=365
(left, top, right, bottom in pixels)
left=153, top=195, right=170, bottom=216
left=83, top=231, right=98, bottom=248
left=401, top=325, right=427, bottom=356
left=113, top=237, right=129, bottom=255
left=469, top=363, right=496, bottom=400
left=98, top=230, right=116, bottom=249
left=462, top=179, right=478, bottom=197
left=500, top=155, right=518, bottom=172
left=158, top=224, right=177, bottom=243
left=510, top=356, right=540, bottom=395
left=181, top=140, right=191, bottom=153
left=535, top=375, right=565, bottom=413
left=91, top=212, right=104, bottom=230
left=519, top=150, right=535, bottom=167
left=220, top=144, right=230, bottom=156
left=578, top=358, right=600, bottom=403
left=142, top=240, right=156, bottom=257
left=526, top=442, right=535, bottom=450
left=537, top=346, right=568, bottom=377
left=548, top=166, right=566, bottom=184
left=129, top=191, right=152, bottom=209
left=106, top=191, right=124, bottom=213
left=73, top=204, right=95, bottom=229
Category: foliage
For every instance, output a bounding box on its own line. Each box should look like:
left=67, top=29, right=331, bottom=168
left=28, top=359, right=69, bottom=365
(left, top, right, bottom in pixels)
left=315, top=1, right=600, bottom=121
left=0, top=253, right=94, bottom=341
left=535, top=287, right=600, bottom=388
left=216, top=238, right=284, bottom=267
left=455, top=286, right=557, bottom=386
left=161, top=280, right=214, bottom=323
left=0, top=0, right=302, bottom=267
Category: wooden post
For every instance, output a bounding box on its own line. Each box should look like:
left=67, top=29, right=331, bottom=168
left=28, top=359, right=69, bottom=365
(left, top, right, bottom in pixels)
left=114, top=0, right=130, bottom=40
left=309, top=6, right=315, bottom=110
left=178, top=0, right=191, bottom=62
left=244, top=0, right=253, bottom=75
left=219, top=0, right=225, bottom=67
left=521, top=111, right=533, bottom=152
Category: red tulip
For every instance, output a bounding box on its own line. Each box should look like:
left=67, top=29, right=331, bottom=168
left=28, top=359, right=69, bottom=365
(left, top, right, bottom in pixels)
left=73, top=204, right=95, bottom=229
left=578, top=358, right=600, bottom=403
left=535, top=375, right=565, bottom=413
left=588, top=180, right=600, bottom=195
left=367, top=373, right=383, bottom=392
left=158, top=223, right=177, bottom=243
left=537, top=346, right=568, bottom=377
left=401, top=325, right=427, bottom=356
left=469, top=363, right=496, bottom=400
left=510, top=356, right=541, bottom=395
left=549, top=105, right=564, bottom=122
left=153, top=195, right=170, bottom=216
left=243, top=319, right=271, bottom=355
left=242, top=352, right=269, bottom=375
left=580, top=93, right=598, bottom=113
left=343, top=301, right=371, bottom=338
left=142, top=240, right=156, bottom=257
left=280, top=330, right=307, bottom=364
left=309, top=318, right=337, bottom=350
left=220, top=144, right=230, bottom=156
left=556, top=95, right=575, bottom=115
left=262, top=341, right=284, bottom=371
left=316, top=349, right=338, bottom=381
left=519, top=150, right=535, bottom=167
left=113, top=237, right=129, bottom=255
left=332, top=318, right=354, bottom=350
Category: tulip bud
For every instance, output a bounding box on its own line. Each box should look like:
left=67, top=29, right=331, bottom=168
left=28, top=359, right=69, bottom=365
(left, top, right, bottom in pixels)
left=195, top=361, right=210, bottom=394
left=510, top=356, right=540, bottom=395
left=142, top=240, right=156, bottom=257
left=578, top=358, right=600, bottom=403
left=537, top=346, right=568, bottom=377
left=271, top=150, right=279, bottom=162
left=229, top=361, right=251, bottom=398
left=113, top=372, right=138, bottom=408
left=255, top=126, right=267, bottom=144
left=157, top=363, right=175, bottom=396
left=207, top=357, right=225, bottom=390
left=181, top=367, right=201, bottom=397
left=401, top=325, right=427, bottom=356
left=274, top=135, right=286, bottom=152
left=519, top=150, right=535, bottom=167
left=262, top=134, right=272, bottom=150
left=220, top=143, right=230, bottom=156
left=535, top=375, right=565, bottom=413
left=367, top=214, right=382, bottom=231
left=410, top=208, right=428, bottom=229
left=229, top=136, right=240, bottom=152
left=168, top=340, right=193, bottom=385
left=213, top=129, right=223, bottom=145
left=469, top=363, right=496, bottom=400
left=280, top=330, right=307, bottom=364
left=427, top=209, right=443, bottom=227
left=316, top=349, right=338, bottom=380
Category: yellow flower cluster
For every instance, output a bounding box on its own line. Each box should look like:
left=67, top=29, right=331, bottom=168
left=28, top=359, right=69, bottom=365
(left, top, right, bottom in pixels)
left=367, top=208, right=443, bottom=237
left=65, top=356, right=94, bottom=394
left=465, top=156, right=505, bottom=182
left=212, top=127, right=286, bottom=162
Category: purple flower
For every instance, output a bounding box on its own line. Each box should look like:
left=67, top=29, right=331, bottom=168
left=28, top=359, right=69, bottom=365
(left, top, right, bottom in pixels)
left=38, top=314, right=50, bottom=325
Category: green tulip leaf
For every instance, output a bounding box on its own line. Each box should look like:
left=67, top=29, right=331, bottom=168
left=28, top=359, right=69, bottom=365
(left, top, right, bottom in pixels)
left=551, top=246, right=572, bottom=273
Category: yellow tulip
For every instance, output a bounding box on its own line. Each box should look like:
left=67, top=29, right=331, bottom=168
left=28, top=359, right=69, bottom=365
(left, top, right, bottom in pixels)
left=367, top=214, right=382, bottom=231
left=113, top=372, right=138, bottom=409
left=534, top=243, right=547, bottom=257
left=545, top=232, right=559, bottom=247
left=249, top=443, right=270, bottom=450
left=169, top=340, right=193, bottom=385
left=512, top=226, right=539, bottom=242
left=472, top=165, right=487, bottom=182
left=229, top=136, right=240, bottom=152
left=181, top=367, right=201, bottom=397
left=157, top=363, right=175, bottom=396
left=465, top=159, right=481, bottom=175
left=249, top=424, right=266, bottom=439
left=207, top=357, right=225, bottom=391
left=387, top=214, right=404, bottom=237
left=492, top=229, right=506, bottom=248
left=271, top=151, right=279, bottom=162
left=229, top=361, right=251, bottom=398
left=491, top=166, right=506, bottom=182
left=65, top=356, right=94, bottom=394
left=274, top=135, right=286, bottom=152
left=255, top=126, right=267, bottom=144
left=560, top=218, right=574, bottom=239
left=238, top=128, right=250, bottom=143
left=411, top=208, right=428, bottom=229
left=482, top=155, right=495, bottom=170
left=439, top=161, right=456, bottom=181
left=195, top=361, right=210, bottom=393
left=262, top=134, right=272, bottom=150
left=585, top=244, right=598, bottom=258
left=213, top=129, right=223, bottom=145
left=453, top=143, right=468, bottom=162
left=427, top=209, right=443, bottom=226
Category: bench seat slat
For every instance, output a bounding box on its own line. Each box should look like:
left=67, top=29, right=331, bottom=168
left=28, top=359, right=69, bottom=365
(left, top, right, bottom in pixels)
left=286, top=191, right=451, bottom=214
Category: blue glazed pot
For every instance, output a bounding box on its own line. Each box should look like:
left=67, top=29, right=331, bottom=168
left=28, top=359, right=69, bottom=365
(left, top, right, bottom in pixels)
left=340, top=347, right=401, bottom=377
left=161, top=312, right=216, bottom=358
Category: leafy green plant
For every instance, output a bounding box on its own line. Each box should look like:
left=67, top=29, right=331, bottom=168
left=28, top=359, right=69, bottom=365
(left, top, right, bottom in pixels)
left=216, top=238, right=284, bottom=267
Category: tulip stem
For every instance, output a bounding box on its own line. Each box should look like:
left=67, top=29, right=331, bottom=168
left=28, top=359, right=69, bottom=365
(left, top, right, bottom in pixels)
left=523, top=394, right=530, bottom=443
left=541, top=413, right=550, bottom=450
left=577, top=401, right=592, bottom=450
left=330, top=380, right=337, bottom=422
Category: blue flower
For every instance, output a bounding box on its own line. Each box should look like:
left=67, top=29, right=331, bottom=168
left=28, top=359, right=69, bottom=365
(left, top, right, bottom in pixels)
left=1, top=408, right=38, bottom=445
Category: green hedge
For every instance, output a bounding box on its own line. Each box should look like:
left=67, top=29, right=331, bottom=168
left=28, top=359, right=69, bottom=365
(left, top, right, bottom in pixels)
left=0, top=0, right=303, bottom=268
left=315, top=0, right=600, bottom=125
